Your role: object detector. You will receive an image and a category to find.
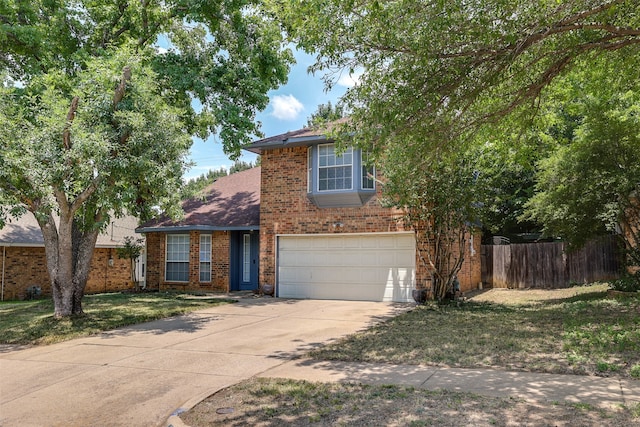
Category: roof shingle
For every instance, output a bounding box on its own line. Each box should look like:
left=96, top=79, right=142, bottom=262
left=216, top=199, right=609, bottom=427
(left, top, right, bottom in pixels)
left=137, top=167, right=260, bottom=232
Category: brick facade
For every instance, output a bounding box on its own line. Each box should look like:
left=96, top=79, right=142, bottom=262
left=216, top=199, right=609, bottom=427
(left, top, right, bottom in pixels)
left=1, top=246, right=132, bottom=300
left=259, top=146, right=482, bottom=293
left=144, top=230, right=230, bottom=293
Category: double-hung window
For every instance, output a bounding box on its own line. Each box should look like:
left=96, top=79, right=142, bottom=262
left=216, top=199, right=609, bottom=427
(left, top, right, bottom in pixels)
left=318, top=145, right=353, bottom=191
left=199, top=235, right=211, bottom=282
left=166, top=234, right=189, bottom=282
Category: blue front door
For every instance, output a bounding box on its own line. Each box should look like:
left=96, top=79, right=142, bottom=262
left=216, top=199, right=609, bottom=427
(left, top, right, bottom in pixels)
left=230, top=231, right=259, bottom=291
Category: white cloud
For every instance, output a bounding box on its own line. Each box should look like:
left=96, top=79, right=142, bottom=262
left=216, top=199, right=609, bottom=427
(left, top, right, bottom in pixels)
left=337, top=69, right=364, bottom=88
left=271, top=94, right=305, bottom=120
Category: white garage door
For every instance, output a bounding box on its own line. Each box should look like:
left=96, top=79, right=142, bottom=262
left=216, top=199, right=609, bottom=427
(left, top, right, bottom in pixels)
left=277, top=233, right=415, bottom=302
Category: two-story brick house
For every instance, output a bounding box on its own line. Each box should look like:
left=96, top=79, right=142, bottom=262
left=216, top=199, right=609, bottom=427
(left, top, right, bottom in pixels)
left=246, top=126, right=481, bottom=302
left=139, top=125, right=481, bottom=301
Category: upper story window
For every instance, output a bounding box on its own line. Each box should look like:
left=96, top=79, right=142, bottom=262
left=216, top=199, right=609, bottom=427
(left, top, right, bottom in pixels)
left=318, top=145, right=353, bottom=191
left=307, top=143, right=376, bottom=208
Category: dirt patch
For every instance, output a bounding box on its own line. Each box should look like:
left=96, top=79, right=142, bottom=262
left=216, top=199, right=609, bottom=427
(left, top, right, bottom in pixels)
left=467, top=284, right=611, bottom=305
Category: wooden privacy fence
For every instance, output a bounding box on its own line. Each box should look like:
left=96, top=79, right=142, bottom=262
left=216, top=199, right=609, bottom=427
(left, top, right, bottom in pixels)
left=481, top=236, right=621, bottom=289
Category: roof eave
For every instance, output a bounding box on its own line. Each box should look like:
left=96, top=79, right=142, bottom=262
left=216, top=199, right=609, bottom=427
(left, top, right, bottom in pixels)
left=136, top=225, right=260, bottom=234
left=244, top=135, right=331, bottom=154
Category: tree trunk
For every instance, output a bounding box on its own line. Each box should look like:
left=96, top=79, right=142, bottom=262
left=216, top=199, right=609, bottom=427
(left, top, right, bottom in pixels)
left=37, top=211, right=100, bottom=318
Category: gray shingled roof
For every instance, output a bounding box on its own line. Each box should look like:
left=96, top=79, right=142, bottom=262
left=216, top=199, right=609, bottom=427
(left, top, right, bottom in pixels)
left=136, top=166, right=260, bottom=233
left=0, top=213, right=141, bottom=248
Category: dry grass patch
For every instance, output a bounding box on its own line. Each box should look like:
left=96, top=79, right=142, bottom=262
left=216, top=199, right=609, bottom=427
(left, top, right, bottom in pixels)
left=309, top=284, right=640, bottom=379
left=182, top=378, right=638, bottom=427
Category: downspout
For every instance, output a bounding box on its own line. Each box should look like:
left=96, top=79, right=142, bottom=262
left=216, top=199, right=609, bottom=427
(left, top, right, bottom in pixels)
left=2, top=246, right=6, bottom=301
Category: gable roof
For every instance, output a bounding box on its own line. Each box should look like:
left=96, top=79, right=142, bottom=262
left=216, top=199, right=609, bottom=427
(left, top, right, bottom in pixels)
left=0, top=213, right=141, bottom=248
left=245, top=118, right=348, bottom=154
left=136, top=166, right=260, bottom=233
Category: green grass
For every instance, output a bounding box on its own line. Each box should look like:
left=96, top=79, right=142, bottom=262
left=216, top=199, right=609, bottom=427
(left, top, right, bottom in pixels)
left=309, top=284, right=640, bottom=379
left=0, top=292, right=234, bottom=345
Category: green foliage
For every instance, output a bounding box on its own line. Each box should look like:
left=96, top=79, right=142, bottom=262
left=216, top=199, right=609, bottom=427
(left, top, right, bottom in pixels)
left=382, top=144, right=481, bottom=300
left=609, top=275, right=640, bottom=293
left=0, top=0, right=292, bottom=316
left=525, top=54, right=640, bottom=256
left=275, top=0, right=640, bottom=272
left=1, top=49, right=192, bottom=222
left=115, top=236, right=145, bottom=262
left=305, top=101, right=347, bottom=128
left=181, top=160, right=257, bottom=198
left=116, top=236, right=145, bottom=286
left=276, top=0, right=640, bottom=155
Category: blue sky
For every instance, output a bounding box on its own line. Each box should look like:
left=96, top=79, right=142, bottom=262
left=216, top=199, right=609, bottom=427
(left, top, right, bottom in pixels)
left=184, top=50, right=359, bottom=180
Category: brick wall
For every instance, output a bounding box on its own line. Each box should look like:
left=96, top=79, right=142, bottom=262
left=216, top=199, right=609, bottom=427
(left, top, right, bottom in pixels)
left=144, top=230, right=230, bottom=293
left=1, top=246, right=132, bottom=300
left=259, top=146, right=482, bottom=294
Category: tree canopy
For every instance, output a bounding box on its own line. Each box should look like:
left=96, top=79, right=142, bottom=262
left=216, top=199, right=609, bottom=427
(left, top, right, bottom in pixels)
left=0, top=0, right=292, bottom=316
left=305, top=101, right=347, bottom=128
left=525, top=53, right=640, bottom=256
left=277, top=0, right=640, bottom=152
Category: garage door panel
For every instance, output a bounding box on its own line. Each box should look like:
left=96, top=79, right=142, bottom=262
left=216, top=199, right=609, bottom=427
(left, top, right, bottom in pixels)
left=278, top=233, right=415, bottom=302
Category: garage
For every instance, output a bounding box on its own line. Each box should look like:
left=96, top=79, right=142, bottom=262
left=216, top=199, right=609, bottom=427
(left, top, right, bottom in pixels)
left=277, top=232, right=416, bottom=302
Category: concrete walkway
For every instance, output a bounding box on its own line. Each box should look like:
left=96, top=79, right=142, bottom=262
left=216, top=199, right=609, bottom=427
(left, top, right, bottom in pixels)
left=260, top=359, right=640, bottom=408
left=0, top=297, right=407, bottom=427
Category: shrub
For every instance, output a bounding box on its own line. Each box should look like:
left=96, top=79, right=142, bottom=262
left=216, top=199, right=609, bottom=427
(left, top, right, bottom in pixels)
left=609, top=275, right=640, bottom=293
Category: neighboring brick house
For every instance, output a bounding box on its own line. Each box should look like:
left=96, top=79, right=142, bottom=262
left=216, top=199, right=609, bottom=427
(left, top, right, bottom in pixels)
left=137, top=167, right=260, bottom=293
left=0, top=213, right=144, bottom=301
left=246, top=126, right=481, bottom=302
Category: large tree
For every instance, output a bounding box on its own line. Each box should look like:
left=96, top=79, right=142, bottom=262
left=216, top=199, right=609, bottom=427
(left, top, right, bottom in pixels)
left=525, top=53, right=640, bottom=265
left=277, top=0, right=640, bottom=151
left=0, top=0, right=292, bottom=317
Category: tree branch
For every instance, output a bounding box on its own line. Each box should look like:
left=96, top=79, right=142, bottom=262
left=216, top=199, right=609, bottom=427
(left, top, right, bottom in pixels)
left=69, top=175, right=105, bottom=214
left=101, top=0, right=129, bottom=49
left=63, top=96, right=79, bottom=150
left=113, top=66, right=132, bottom=110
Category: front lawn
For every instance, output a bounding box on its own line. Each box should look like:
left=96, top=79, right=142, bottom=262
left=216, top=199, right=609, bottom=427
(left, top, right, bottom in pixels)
left=0, top=292, right=234, bottom=345
left=310, top=283, right=640, bottom=379
left=182, top=284, right=640, bottom=426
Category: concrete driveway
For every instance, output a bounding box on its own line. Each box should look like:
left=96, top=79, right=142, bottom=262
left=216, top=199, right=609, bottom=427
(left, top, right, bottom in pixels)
left=0, top=297, right=407, bottom=427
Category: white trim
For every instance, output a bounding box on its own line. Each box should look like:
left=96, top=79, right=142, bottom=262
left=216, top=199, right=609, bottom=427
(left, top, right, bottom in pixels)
left=242, top=233, right=251, bottom=282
